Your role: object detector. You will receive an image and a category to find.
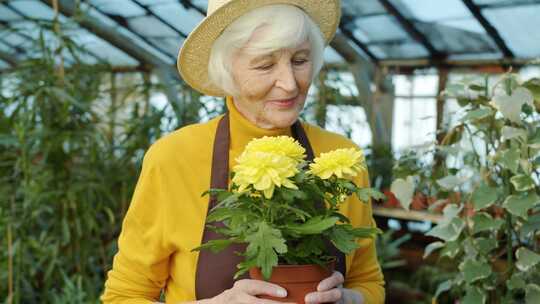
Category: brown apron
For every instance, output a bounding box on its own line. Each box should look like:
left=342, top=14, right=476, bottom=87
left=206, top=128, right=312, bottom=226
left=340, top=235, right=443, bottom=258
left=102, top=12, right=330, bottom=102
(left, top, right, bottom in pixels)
left=195, top=113, right=346, bottom=299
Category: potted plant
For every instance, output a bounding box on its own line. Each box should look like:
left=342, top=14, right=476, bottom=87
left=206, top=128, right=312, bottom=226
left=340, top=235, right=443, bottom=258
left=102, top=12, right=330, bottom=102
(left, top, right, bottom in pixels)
left=193, top=136, right=382, bottom=303
left=391, top=72, right=540, bottom=303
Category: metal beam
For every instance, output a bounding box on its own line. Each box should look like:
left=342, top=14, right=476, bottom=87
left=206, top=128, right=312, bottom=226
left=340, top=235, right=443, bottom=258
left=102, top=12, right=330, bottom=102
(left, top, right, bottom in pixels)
left=378, top=0, right=445, bottom=60
left=40, top=0, right=179, bottom=79
left=379, top=57, right=530, bottom=70
left=338, top=25, right=378, bottom=62
left=462, top=0, right=514, bottom=58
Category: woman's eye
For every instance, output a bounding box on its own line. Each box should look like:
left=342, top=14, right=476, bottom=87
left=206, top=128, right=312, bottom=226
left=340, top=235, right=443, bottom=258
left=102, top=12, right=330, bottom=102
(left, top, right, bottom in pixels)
left=293, top=59, right=308, bottom=66
left=255, top=64, right=274, bottom=70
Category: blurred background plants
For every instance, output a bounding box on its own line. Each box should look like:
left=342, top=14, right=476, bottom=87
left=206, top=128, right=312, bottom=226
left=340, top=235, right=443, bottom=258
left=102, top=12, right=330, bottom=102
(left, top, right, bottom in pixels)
left=0, top=11, right=216, bottom=302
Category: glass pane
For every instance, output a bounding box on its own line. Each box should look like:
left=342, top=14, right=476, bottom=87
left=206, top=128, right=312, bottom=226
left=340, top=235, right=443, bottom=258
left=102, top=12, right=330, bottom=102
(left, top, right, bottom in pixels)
left=415, top=22, right=497, bottom=54
left=70, top=29, right=139, bottom=66
left=0, top=5, right=21, bottom=21
left=89, top=0, right=146, bottom=18
left=342, top=0, right=387, bottom=16
left=354, top=15, right=409, bottom=43
left=9, top=0, right=56, bottom=20
left=483, top=5, right=540, bottom=57
left=190, top=0, right=208, bottom=12
left=147, top=37, right=183, bottom=57
left=474, top=0, right=540, bottom=6
left=369, top=42, right=429, bottom=59
left=150, top=3, right=203, bottom=35
left=392, top=97, right=437, bottom=151
left=394, top=0, right=473, bottom=22
left=137, top=0, right=177, bottom=5
left=128, top=16, right=179, bottom=37
left=323, top=47, right=345, bottom=63
left=0, top=58, right=10, bottom=69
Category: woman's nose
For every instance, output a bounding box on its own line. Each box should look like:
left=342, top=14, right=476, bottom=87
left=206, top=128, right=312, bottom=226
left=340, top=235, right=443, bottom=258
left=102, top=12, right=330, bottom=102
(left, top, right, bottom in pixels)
left=274, top=62, right=298, bottom=93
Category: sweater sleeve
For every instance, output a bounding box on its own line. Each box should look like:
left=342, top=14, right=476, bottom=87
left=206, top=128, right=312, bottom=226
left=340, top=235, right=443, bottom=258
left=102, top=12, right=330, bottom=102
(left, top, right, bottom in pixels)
left=101, top=146, right=175, bottom=303
left=343, top=169, right=385, bottom=304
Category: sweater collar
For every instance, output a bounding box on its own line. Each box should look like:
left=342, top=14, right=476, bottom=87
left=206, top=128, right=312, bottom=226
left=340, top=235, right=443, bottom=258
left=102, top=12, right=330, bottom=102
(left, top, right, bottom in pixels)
left=226, top=96, right=292, bottom=151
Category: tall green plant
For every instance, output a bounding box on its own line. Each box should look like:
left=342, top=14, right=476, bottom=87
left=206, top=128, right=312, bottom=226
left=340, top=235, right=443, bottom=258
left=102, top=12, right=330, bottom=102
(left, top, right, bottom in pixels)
left=0, top=17, right=210, bottom=302
left=392, top=73, right=540, bottom=303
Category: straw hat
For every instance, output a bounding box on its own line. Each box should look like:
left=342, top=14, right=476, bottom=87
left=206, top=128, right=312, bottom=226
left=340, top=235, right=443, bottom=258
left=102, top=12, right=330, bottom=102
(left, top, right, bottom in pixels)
left=177, top=0, right=341, bottom=97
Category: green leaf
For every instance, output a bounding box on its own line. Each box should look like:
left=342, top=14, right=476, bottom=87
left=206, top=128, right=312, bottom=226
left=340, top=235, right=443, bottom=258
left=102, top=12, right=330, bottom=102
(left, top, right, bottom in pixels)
left=423, top=241, right=444, bottom=259
left=474, top=238, right=497, bottom=256
left=460, top=107, right=493, bottom=122
left=472, top=183, right=499, bottom=210
left=426, top=217, right=465, bottom=242
left=471, top=212, right=505, bottom=234
left=390, top=176, right=415, bottom=211
left=502, top=126, right=527, bottom=141
left=206, top=207, right=249, bottom=223
left=507, top=273, right=526, bottom=290
left=356, top=187, right=385, bottom=202
left=245, top=222, right=287, bottom=280
left=192, top=239, right=235, bottom=253
left=437, top=175, right=463, bottom=190
left=510, top=175, right=536, bottom=192
left=286, top=216, right=338, bottom=235
left=523, top=78, right=540, bottom=101
left=440, top=240, right=461, bottom=258
left=503, top=193, right=540, bottom=219
left=496, top=147, right=521, bottom=174
left=462, top=286, right=487, bottom=304
left=522, top=213, right=540, bottom=237
left=516, top=247, right=540, bottom=272
left=327, top=225, right=359, bottom=253
left=489, top=87, right=534, bottom=123
left=459, top=259, right=491, bottom=284
left=433, top=279, right=452, bottom=300
left=526, top=284, right=540, bottom=304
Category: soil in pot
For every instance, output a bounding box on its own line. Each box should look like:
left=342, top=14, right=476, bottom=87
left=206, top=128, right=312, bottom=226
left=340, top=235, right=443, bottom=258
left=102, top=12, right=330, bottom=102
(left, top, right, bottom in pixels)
left=249, top=261, right=335, bottom=304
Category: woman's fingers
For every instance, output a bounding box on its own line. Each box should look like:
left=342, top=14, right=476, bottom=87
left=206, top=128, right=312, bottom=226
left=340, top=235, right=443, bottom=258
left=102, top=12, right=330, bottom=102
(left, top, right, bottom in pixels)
left=317, top=271, right=344, bottom=291
left=304, top=288, right=342, bottom=304
left=233, top=279, right=287, bottom=297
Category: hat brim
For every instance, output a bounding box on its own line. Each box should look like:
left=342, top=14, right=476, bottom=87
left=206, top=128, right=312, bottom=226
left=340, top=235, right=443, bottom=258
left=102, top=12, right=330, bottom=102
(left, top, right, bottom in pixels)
left=178, top=0, right=341, bottom=97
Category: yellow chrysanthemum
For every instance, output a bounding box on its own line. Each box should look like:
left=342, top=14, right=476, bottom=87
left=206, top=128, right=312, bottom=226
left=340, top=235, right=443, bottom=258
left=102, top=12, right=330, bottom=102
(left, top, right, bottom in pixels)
left=232, top=151, right=298, bottom=199
left=308, top=148, right=366, bottom=180
left=243, top=136, right=306, bottom=163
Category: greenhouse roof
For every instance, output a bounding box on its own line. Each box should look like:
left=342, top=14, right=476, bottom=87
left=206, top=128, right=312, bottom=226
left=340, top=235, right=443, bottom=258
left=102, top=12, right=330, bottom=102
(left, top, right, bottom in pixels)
left=0, top=0, right=539, bottom=73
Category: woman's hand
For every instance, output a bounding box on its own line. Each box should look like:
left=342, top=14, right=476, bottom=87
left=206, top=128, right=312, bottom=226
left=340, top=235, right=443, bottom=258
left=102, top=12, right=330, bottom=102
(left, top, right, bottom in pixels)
left=208, top=279, right=294, bottom=304
left=304, top=271, right=365, bottom=304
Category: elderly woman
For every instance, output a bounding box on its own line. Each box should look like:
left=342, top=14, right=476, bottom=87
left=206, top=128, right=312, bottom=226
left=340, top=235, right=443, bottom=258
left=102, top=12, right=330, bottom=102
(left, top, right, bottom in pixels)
left=101, top=0, right=384, bottom=303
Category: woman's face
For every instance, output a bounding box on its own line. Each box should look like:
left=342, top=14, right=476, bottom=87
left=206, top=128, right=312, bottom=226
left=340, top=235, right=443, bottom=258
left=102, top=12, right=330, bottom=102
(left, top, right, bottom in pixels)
left=231, top=33, right=313, bottom=129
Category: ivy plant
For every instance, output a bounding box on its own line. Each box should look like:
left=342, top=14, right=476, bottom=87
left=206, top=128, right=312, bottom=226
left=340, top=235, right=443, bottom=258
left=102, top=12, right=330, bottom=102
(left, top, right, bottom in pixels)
left=391, top=73, right=540, bottom=303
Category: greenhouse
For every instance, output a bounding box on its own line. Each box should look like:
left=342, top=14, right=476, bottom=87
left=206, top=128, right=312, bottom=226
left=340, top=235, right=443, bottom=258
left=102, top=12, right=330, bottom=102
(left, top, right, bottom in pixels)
left=1, top=0, right=539, bottom=303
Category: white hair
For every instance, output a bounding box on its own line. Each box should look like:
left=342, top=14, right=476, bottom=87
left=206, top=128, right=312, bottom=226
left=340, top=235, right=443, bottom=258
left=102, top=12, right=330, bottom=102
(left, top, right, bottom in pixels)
left=208, top=4, right=326, bottom=95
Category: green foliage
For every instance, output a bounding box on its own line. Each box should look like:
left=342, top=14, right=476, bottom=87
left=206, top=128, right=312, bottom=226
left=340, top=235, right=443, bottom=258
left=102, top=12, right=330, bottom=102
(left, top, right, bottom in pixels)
left=392, top=73, right=540, bottom=303
left=0, top=17, right=216, bottom=303
left=193, top=163, right=382, bottom=280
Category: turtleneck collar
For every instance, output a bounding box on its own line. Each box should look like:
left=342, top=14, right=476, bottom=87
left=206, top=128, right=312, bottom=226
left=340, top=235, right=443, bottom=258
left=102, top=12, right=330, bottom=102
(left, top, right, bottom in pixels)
left=226, top=96, right=292, bottom=151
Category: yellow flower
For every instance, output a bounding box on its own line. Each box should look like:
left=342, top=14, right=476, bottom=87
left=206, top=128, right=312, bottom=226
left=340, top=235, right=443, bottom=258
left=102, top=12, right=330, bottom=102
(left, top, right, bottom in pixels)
left=308, top=148, right=366, bottom=180
left=232, top=151, right=298, bottom=199
left=244, top=136, right=306, bottom=163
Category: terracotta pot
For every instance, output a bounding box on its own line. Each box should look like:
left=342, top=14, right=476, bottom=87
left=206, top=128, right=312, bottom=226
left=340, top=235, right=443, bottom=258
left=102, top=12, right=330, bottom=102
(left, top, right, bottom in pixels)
left=249, top=261, right=334, bottom=304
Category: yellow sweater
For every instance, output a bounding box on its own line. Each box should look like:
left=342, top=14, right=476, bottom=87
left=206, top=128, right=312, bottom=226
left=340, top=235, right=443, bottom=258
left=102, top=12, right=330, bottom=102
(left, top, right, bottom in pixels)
left=101, top=98, right=385, bottom=303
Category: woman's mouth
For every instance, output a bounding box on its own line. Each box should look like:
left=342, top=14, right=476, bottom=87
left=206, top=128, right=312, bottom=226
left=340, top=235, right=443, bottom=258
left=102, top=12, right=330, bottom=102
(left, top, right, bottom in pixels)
left=268, top=96, right=297, bottom=109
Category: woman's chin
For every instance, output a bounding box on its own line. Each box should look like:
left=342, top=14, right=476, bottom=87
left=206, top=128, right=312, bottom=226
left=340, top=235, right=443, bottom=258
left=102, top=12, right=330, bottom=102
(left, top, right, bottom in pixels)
left=265, top=114, right=299, bottom=129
